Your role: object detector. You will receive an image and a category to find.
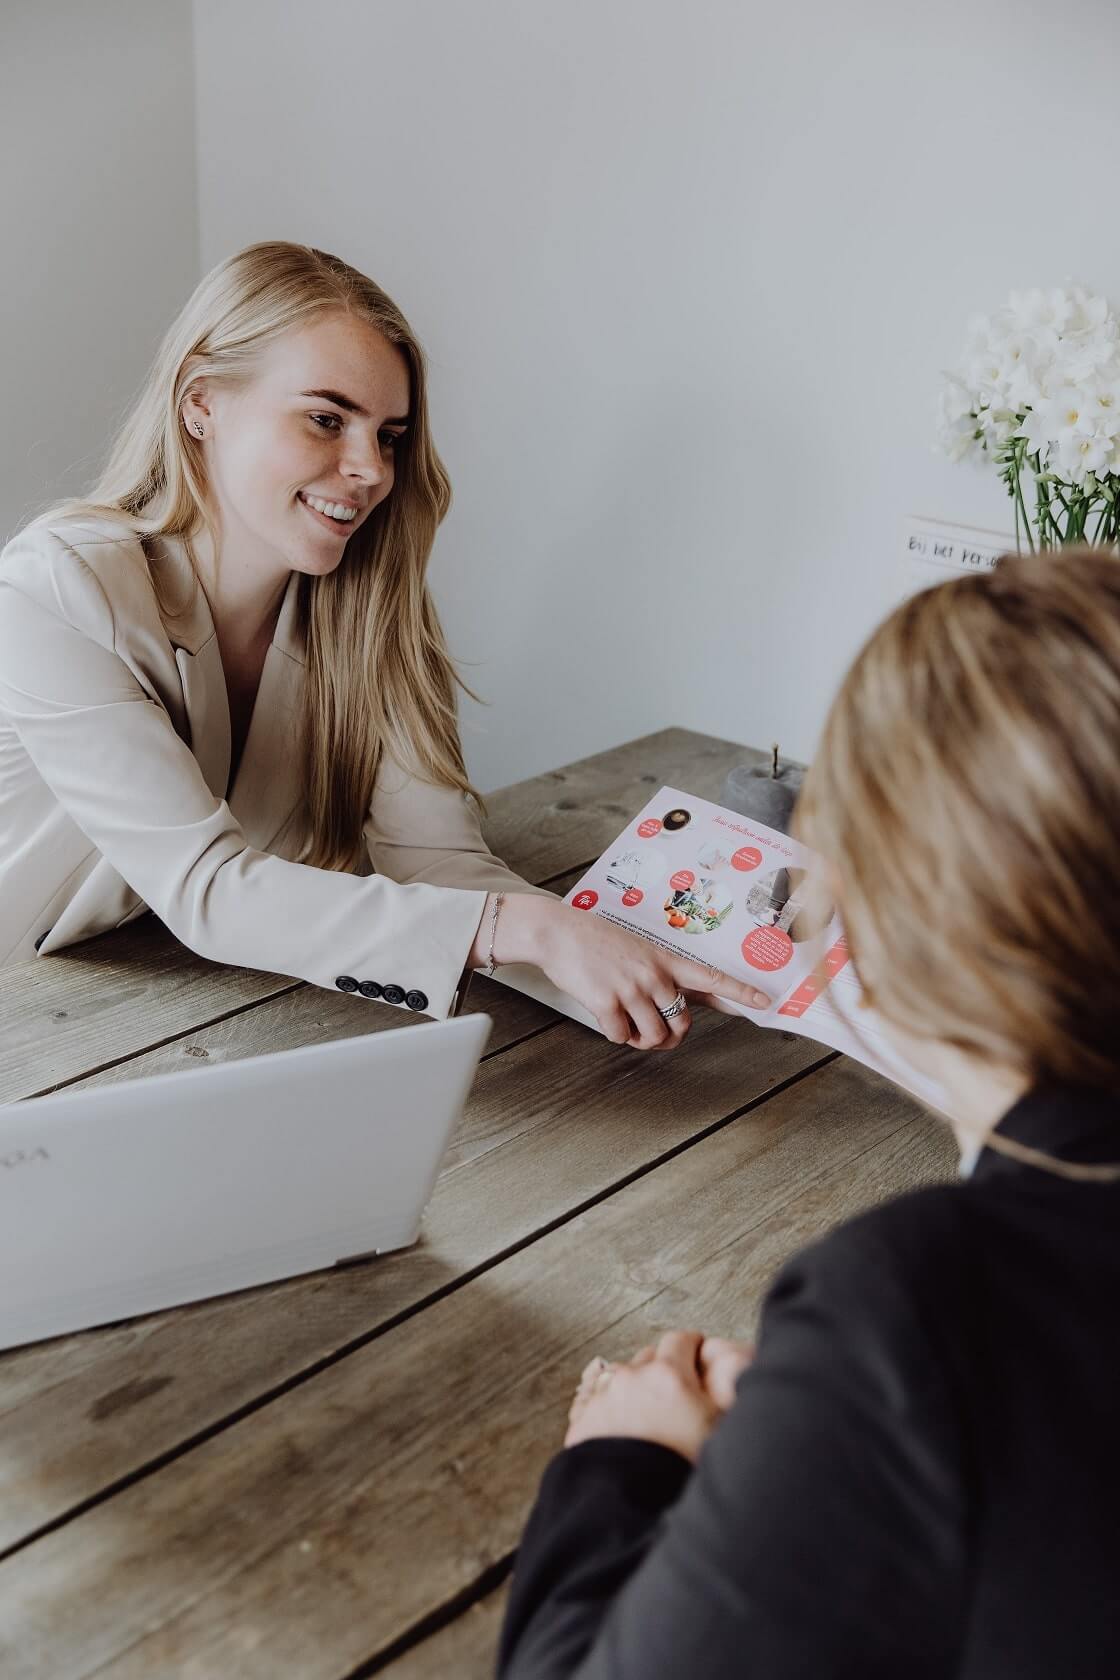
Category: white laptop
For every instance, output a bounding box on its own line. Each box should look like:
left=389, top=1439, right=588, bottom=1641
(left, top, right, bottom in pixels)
left=0, top=1013, right=491, bottom=1350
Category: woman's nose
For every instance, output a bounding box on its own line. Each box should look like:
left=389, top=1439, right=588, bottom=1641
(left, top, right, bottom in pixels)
left=343, top=436, right=388, bottom=484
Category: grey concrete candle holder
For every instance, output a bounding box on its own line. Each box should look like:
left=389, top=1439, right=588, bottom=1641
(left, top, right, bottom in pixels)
left=720, top=745, right=806, bottom=834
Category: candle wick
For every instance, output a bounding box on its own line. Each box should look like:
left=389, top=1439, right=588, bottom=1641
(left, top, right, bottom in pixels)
left=771, top=742, right=779, bottom=779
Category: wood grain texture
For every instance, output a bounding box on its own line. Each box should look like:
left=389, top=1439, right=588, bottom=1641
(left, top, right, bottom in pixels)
left=0, top=1060, right=954, bottom=1679
left=0, top=1007, right=827, bottom=1552
left=0, top=726, right=860, bottom=1680
left=56, top=973, right=557, bottom=1093
left=379, top=1585, right=509, bottom=1680
left=0, top=728, right=756, bottom=1103
left=0, top=919, right=297, bottom=1104
left=479, top=726, right=764, bottom=886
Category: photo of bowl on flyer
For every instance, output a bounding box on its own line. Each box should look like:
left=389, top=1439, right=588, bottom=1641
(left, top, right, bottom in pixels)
left=664, top=877, right=733, bottom=934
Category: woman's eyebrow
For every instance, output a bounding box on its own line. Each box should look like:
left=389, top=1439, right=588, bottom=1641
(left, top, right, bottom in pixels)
left=300, top=387, right=408, bottom=425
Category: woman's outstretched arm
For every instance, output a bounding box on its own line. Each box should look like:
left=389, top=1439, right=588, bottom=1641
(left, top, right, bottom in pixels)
left=0, top=528, right=487, bottom=1013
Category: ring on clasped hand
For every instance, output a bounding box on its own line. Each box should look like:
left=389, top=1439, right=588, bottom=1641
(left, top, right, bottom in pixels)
left=656, top=992, right=688, bottom=1021
left=591, top=1358, right=615, bottom=1390
left=580, top=1356, right=614, bottom=1395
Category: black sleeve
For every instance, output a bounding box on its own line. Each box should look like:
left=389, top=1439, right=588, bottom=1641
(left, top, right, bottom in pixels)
left=498, top=1202, right=971, bottom=1680
left=498, top=1439, right=692, bottom=1678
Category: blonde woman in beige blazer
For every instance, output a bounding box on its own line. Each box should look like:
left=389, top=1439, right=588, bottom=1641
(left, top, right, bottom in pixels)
left=1, top=242, right=768, bottom=1043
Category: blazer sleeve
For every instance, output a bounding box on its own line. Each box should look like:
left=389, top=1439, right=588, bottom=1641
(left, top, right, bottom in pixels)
left=365, top=751, right=557, bottom=901
left=0, top=533, right=488, bottom=1017
left=498, top=1203, right=971, bottom=1680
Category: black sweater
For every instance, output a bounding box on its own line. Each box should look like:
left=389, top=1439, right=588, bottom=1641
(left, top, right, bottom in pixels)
left=498, top=1083, right=1120, bottom=1679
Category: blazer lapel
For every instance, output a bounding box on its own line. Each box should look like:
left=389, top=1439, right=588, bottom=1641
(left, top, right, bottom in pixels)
left=147, top=531, right=232, bottom=801
left=174, top=638, right=232, bottom=801
left=228, top=571, right=307, bottom=850
left=151, top=534, right=306, bottom=845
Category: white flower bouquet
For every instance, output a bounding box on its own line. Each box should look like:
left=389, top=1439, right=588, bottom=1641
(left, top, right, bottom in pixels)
left=939, top=285, right=1120, bottom=550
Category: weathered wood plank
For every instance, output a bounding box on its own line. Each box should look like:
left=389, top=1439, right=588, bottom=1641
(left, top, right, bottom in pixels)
left=479, top=725, right=762, bottom=884
left=0, top=727, right=755, bottom=1103
left=0, top=1010, right=827, bottom=1550
left=380, top=1585, right=509, bottom=1680
left=44, top=863, right=591, bottom=1098
left=52, top=974, right=556, bottom=1093
left=0, top=1061, right=954, bottom=1679
left=0, top=921, right=298, bottom=1104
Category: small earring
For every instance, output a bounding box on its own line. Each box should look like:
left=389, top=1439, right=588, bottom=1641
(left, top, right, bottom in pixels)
left=193, top=421, right=205, bottom=438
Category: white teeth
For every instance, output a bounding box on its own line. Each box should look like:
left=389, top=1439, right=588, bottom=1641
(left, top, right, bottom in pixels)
left=302, top=494, right=357, bottom=522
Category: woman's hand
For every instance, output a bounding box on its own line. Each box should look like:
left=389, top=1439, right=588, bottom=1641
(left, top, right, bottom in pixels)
left=475, top=895, right=771, bottom=1050
left=564, top=1332, right=754, bottom=1464
left=697, top=1335, right=756, bottom=1410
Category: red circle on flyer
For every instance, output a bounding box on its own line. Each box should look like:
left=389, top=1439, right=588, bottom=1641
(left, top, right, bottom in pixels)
left=637, top=818, right=663, bottom=839
left=731, top=846, right=763, bottom=872
left=572, top=890, right=599, bottom=911
left=621, top=887, right=644, bottom=907
left=669, top=869, right=695, bottom=892
left=742, top=926, right=794, bottom=971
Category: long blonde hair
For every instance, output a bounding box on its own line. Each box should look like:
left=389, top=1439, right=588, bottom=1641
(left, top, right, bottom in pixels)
left=35, top=240, right=474, bottom=870
left=796, top=546, right=1120, bottom=1093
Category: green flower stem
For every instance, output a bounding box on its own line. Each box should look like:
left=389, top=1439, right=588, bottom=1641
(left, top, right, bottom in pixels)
left=1031, top=455, right=1064, bottom=549
left=1013, top=462, right=1035, bottom=552
left=1010, top=476, right=1022, bottom=551
left=1036, top=477, right=1058, bottom=549
left=988, top=426, right=1120, bottom=550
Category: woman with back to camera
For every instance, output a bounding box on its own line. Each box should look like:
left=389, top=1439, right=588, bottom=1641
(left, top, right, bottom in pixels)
left=0, top=242, right=770, bottom=1042
left=498, top=546, right=1120, bottom=1678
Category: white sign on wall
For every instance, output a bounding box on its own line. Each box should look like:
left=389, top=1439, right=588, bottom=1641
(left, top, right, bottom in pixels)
left=903, top=516, right=1016, bottom=596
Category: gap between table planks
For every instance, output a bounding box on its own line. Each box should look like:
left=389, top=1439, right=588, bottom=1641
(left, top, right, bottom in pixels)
left=373, top=1583, right=508, bottom=1680
left=0, top=1059, right=954, bottom=1679
left=0, top=727, right=763, bottom=1103
left=0, top=1003, right=829, bottom=1552
left=0, top=727, right=780, bottom=1550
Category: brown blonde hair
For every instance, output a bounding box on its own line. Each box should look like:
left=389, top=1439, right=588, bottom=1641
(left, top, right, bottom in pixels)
left=35, top=240, right=475, bottom=870
left=796, top=545, right=1120, bottom=1091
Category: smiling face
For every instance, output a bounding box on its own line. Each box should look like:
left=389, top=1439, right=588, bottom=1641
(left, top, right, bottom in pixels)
left=183, top=310, right=411, bottom=582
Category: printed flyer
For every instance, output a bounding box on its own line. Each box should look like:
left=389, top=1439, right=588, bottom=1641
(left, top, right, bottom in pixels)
left=558, top=785, right=946, bottom=1109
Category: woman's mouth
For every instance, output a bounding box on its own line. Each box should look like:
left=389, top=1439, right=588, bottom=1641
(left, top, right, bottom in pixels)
left=298, top=492, right=360, bottom=532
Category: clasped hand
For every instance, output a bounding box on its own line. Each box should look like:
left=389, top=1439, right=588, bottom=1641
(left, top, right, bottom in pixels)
left=564, top=1331, right=754, bottom=1464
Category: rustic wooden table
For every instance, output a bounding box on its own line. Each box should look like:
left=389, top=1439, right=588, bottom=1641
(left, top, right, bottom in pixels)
left=0, top=728, right=954, bottom=1679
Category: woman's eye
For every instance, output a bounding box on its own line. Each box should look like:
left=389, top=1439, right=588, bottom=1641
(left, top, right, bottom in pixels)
left=379, top=431, right=404, bottom=451
left=310, top=412, right=342, bottom=432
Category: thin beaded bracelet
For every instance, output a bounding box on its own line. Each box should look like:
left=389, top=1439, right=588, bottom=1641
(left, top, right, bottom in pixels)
left=482, top=891, right=505, bottom=978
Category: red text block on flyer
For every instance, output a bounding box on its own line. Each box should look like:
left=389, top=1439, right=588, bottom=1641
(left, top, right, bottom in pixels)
left=742, top=926, right=794, bottom=972
left=777, top=936, right=852, bottom=1017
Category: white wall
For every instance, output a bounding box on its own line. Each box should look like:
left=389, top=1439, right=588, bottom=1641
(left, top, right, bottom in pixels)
left=12, top=2, right=1118, bottom=792
left=0, top=1, right=199, bottom=545
left=192, top=0, right=1120, bottom=790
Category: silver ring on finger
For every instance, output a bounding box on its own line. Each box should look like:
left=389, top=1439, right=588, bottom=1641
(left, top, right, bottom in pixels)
left=580, top=1356, right=615, bottom=1395
left=656, top=992, right=688, bottom=1021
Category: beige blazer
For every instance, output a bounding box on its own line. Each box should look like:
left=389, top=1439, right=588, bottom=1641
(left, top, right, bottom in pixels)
left=0, top=516, right=543, bottom=1018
